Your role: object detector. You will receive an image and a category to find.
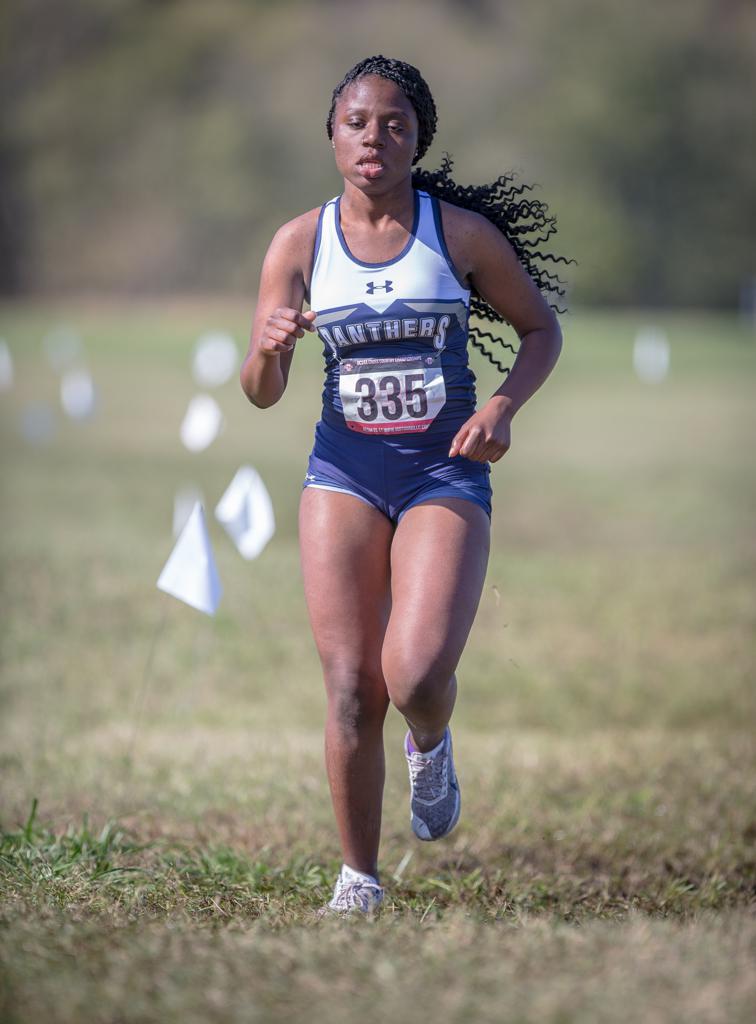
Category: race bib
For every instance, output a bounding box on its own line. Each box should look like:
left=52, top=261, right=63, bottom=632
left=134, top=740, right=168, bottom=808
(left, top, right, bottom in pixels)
left=338, top=353, right=446, bottom=435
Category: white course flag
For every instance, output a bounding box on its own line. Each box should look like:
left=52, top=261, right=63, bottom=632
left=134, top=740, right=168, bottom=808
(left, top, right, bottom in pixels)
left=157, top=501, right=222, bottom=615
left=60, top=367, right=97, bottom=419
left=192, top=331, right=239, bottom=388
left=43, top=326, right=84, bottom=374
left=173, top=485, right=204, bottom=538
left=0, top=339, right=14, bottom=391
left=633, top=328, right=670, bottom=383
left=215, top=465, right=276, bottom=560
left=180, top=393, right=224, bottom=452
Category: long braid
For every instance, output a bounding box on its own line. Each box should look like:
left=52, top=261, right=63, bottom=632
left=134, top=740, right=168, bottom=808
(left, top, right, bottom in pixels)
left=327, top=56, right=573, bottom=375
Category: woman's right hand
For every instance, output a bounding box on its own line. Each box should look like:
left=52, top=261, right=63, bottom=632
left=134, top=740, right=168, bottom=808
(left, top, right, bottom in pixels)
left=241, top=210, right=319, bottom=406
left=258, top=308, right=317, bottom=356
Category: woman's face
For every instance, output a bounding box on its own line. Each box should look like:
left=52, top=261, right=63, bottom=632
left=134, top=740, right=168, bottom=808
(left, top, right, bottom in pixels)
left=331, top=74, right=419, bottom=194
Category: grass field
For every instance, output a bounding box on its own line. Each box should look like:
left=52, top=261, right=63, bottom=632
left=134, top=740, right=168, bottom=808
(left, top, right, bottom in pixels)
left=1, top=300, right=755, bottom=1022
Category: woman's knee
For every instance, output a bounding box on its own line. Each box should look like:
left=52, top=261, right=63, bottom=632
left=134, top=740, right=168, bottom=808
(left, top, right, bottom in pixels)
left=322, top=660, right=389, bottom=734
left=383, top=653, right=456, bottom=718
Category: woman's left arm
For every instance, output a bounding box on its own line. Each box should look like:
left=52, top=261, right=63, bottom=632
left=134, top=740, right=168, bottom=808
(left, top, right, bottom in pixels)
left=447, top=210, right=563, bottom=463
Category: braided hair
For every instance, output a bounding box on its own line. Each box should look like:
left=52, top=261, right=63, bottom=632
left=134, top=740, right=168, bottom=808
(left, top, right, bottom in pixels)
left=326, top=56, right=572, bottom=374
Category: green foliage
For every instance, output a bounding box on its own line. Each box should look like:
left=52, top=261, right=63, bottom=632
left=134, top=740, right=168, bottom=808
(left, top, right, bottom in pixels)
left=2, top=0, right=755, bottom=304
left=2, top=798, right=146, bottom=881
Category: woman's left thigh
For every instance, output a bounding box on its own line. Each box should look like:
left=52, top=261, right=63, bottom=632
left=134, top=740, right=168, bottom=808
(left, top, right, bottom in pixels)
left=382, top=498, right=490, bottom=687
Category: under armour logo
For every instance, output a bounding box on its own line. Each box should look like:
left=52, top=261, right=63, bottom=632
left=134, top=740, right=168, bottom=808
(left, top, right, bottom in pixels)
left=366, top=280, right=393, bottom=294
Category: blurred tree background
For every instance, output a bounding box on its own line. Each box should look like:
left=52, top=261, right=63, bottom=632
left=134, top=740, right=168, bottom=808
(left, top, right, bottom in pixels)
left=1, top=0, right=754, bottom=306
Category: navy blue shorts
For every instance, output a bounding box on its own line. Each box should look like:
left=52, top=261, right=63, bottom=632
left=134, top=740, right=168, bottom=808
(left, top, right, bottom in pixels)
left=303, top=422, right=492, bottom=523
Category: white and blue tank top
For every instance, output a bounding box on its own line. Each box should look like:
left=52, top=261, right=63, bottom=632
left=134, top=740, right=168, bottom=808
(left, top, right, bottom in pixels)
left=308, top=189, right=476, bottom=444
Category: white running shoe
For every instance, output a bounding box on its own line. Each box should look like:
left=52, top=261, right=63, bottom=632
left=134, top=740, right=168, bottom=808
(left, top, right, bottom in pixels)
left=320, top=867, right=384, bottom=916
left=405, top=728, right=461, bottom=842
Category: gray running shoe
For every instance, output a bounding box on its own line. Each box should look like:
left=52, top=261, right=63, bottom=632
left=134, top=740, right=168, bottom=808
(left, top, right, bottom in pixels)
left=405, top=728, right=461, bottom=841
left=320, top=871, right=384, bottom=916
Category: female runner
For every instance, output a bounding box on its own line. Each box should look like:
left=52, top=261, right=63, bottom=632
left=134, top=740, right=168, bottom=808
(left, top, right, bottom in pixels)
left=241, top=56, right=564, bottom=914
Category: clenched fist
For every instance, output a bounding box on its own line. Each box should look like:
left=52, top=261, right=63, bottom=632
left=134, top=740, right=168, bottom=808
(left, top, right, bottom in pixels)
left=258, top=308, right=317, bottom=356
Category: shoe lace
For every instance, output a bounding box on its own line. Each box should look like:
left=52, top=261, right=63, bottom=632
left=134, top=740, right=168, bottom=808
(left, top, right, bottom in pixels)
left=331, top=880, right=382, bottom=912
left=408, top=751, right=448, bottom=802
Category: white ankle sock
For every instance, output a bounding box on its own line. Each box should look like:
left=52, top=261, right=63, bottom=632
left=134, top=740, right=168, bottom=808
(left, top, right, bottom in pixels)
left=340, top=863, right=380, bottom=887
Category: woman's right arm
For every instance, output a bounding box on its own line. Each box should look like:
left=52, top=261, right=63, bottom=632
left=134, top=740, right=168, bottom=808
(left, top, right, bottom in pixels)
left=240, top=215, right=318, bottom=408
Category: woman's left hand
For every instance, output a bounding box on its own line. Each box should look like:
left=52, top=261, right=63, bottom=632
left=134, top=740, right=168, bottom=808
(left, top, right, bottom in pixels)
left=448, top=396, right=513, bottom=463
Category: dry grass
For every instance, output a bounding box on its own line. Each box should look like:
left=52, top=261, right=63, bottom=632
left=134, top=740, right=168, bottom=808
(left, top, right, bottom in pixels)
left=2, top=911, right=755, bottom=1024
left=1, top=301, right=755, bottom=1021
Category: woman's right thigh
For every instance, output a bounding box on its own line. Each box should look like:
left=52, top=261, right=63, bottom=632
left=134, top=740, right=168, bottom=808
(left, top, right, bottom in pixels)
left=299, top=487, right=394, bottom=703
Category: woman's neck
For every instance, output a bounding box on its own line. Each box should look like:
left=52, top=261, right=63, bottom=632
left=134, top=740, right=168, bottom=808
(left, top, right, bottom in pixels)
left=340, top=178, right=415, bottom=226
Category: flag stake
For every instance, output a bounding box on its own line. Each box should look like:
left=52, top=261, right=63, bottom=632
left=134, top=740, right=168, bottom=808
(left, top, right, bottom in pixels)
left=125, top=600, right=169, bottom=770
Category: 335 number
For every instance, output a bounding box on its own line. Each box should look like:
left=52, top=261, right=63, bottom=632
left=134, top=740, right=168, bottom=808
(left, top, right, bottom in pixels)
left=354, top=373, right=428, bottom=421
